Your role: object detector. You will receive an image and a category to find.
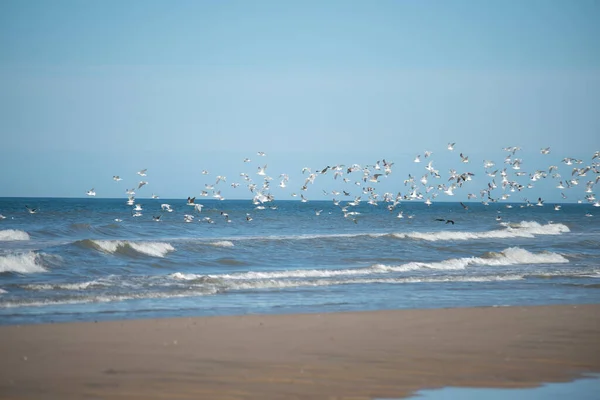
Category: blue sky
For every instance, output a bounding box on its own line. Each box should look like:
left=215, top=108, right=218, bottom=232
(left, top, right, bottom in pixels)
left=1, top=0, right=599, bottom=202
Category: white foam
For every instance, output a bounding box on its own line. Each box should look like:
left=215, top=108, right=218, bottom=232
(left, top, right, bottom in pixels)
left=0, top=229, right=30, bottom=241
left=169, top=248, right=567, bottom=283
left=0, top=252, right=47, bottom=273
left=92, top=240, right=175, bottom=258
left=0, top=288, right=7, bottom=294
left=210, top=240, right=235, bottom=248
left=22, top=281, right=102, bottom=291
left=128, top=242, right=175, bottom=258
left=0, top=288, right=218, bottom=308
left=480, top=247, right=569, bottom=265
left=393, top=221, right=569, bottom=242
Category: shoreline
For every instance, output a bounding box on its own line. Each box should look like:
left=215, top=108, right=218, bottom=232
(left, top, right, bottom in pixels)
left=1, top=304, right=599, bottom=399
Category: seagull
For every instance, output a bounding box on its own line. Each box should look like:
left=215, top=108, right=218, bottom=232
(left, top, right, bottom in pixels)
left=0, top=214, right=6, bottom=220
left=459, top=153, right=469, bottom=163
left=435, top=218, right=454, bottom=225
left=137, top=169, right=147, bottom=177
left=113, top=175, right=122, bottom=181
left=151, top=194, right=159, bottom=199
left=447, top=142, right=456, bottom=151
left=243, top=158, right=251, bottom=163
left=153, top=215, right=161, bottom=222
left=460, top=202, right=469, bottom=210
left=246, top=213, right=253, bottom=222
left=86, top=188, right=96, bottom=196
left=257, top=151, right=266, bottom=156
left=540, top=147, right=551, bottom=155
left=187, top=197, right=196, bottom=205
left=161, top=204, right=173, bottom=212
left=257, top=165, right=267, bottom=176
left=194, top=204, right=204, bottom=213
left=138, top=181, right=148, bottom=189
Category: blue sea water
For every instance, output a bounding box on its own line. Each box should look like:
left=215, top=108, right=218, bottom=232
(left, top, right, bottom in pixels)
left=0, top=197, right=599, bottom=325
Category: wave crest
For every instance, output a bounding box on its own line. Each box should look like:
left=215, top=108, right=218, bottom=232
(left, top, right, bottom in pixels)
left=77, top=239, right=175, bottom=258
left=392, top=221, right=569, bottom=242
left=0, top=229, right=30, bottom=241
left=0, top=252, right=48, bottom=273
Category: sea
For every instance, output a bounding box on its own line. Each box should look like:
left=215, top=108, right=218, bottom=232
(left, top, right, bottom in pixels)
left=1, top=197, right=599, bottom=325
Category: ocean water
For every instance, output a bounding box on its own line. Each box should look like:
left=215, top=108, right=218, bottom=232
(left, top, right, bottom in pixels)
left=0, top=198, right=599, bottom=325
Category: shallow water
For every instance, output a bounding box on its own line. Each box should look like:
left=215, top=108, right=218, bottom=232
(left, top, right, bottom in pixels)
left=401, top=374, right=600, bottom=400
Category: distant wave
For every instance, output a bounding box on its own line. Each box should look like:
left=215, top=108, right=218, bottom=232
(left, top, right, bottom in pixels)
left=390, top=221, right=569, bottom=242
left=210, top=240, right=235, bottom=248
left=76, top=239, right=175, bottom=258
left=181, top=221, right=569, bottom=246
left=0, top=229, right=30, bottom=241
left=0, top=252, right=48, bottom=274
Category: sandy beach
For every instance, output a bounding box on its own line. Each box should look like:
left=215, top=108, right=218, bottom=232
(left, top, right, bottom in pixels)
left=1, top=304, right=599, bottom=399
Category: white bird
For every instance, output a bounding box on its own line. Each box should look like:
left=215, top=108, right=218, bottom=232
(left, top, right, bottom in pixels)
left=540, top=147, right=551, bottom=155
left=25, top=205, right=38, bottom=214
left=137, top=169, right=147, bottom=177
left=86, top=188, right=96, bottom=196
left=257, top=151, right=266, bottom=156
left=447, top=142, right=456, bottom=151
left=138, top=181, right=148, bottom=189
left=113, top=175, right=122, bottom=181
left=161, top=204, right=173, bottom=212
left=151, top=194, right=159, bottom=199
left=257, top=165, right=267, bottom=176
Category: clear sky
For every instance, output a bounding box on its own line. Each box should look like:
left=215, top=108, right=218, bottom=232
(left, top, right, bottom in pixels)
left=1, top=0, right=599, bottom=202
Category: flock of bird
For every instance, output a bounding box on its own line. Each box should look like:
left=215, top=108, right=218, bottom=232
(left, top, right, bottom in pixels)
left=3, top=144, right=599, bottom=223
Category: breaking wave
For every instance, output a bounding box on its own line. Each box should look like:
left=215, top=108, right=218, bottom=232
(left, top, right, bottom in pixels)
left=391, top=221, right=569, bottom=242
left=0, top=229, right=30, bottom=241
left=0, top=252, right=48, bottom=274
left=171, top=247, right=568, bottom=281
left=210, top=240, right=235, bottom=248
left=76, top=239, right=175, bottom=258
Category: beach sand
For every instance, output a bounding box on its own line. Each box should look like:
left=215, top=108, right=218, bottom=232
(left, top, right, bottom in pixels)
left=1, top=304, right=599, bottom=399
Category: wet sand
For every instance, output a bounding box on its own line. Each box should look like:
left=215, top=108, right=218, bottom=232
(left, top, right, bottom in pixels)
left=1, top=304, right=599, bottom=399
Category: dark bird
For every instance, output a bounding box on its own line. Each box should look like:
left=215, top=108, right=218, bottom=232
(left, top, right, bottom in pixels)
left=460, top=202, right=469, bottom=210
left=435, top=218, right=455, bottom=225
